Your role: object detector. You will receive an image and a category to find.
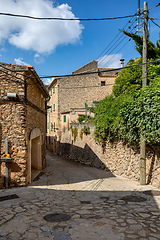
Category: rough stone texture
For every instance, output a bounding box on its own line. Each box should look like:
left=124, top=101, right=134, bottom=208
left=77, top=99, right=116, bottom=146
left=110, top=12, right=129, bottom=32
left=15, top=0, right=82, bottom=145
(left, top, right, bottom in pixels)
left=0, top=62, right=49, bottom=188
left=48, top=123, right=160, bottom=189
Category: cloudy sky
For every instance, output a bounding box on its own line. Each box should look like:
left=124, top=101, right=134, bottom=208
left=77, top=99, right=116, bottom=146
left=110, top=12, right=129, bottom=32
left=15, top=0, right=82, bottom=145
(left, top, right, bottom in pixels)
left=0, top=0, right=159, bottom=84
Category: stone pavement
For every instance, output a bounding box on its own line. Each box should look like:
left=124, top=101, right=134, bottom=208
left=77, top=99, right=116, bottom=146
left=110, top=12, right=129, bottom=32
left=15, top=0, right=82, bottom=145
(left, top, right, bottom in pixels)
left=0, top=150, right=160, bottom=240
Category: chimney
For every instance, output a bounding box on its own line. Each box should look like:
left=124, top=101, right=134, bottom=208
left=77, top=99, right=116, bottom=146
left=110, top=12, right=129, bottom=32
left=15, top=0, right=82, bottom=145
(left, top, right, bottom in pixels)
left=120, top=59, right=125, bottom=68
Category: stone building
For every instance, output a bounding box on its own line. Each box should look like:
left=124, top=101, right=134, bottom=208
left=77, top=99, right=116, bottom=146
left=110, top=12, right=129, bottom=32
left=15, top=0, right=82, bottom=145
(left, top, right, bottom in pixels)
left=47, top=60, right=121, bottom=150
left=0, top=62, right=49, bottom=188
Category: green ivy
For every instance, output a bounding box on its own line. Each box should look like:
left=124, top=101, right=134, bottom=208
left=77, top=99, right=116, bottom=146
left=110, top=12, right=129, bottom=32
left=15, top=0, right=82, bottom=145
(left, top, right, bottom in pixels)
left=94, top=83, right=160, bottom=147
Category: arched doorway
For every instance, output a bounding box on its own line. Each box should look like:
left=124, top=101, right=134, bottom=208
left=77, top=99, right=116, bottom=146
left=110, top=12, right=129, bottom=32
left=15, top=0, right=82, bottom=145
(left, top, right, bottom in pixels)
left=28, top=128, right=42, bottom=184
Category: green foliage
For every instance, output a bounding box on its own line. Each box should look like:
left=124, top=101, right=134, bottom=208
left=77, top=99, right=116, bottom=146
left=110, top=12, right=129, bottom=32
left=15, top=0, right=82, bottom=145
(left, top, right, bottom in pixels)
left=78, top=115, right=85, bottom=123
left=113, top=58, right=160, bottom=97
left=118, top=85, right=160, bottom=146
left=85, top=115, right=94, bottom=123
left=94, top=95, right=123, bottom=143
left=121, top=30, right=160, bottom=59
left=94, top=83, right=160, bottom=147
left=113, top=58, right=142, bottom=97
left=80, top=126, right=91, bottom=139
left=70, top=126, right=78, bottom=142
left=94, top=34, right=160, bottom=147
left=82, top=126, right=90, bottom=135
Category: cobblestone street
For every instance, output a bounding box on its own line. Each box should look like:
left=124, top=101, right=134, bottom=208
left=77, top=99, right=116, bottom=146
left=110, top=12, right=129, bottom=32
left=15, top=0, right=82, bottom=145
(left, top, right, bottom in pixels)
left=0, top=150, right=160, bottom=240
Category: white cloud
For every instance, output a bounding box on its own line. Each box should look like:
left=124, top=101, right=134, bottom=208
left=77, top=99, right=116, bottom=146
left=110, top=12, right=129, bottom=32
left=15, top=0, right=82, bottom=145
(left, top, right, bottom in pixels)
left=0, top=0, right=83, bottom=54
left=43, top=78, right=54, bottom=85
left=14, top=58, right=30, bottom=66
left=98, top=53, right=123, bottom=68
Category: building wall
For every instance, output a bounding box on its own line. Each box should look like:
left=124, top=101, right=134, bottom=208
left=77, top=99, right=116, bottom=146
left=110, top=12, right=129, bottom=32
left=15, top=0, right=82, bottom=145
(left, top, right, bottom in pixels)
left=47, top=60, right=120, bottom=142
left=0, top=63, right=48, bottom=188
left=47, top=81, right=59, bottom=136
left=0, top=65, right=27, bottom=187
left=59, top=61, right=118, bottom=121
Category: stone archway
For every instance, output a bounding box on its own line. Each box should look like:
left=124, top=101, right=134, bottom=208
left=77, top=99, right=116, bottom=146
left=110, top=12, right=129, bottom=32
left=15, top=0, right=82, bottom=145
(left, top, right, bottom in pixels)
left=28, top=128, right=42, bottom=184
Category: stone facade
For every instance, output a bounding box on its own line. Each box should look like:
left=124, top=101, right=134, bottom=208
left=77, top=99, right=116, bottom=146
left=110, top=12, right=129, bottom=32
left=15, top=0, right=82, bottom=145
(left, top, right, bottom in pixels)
left=47, top=60, right=121, bottom=139
left=0, top=62, right=49, bottom=188
left=48, top=123, right=160, bottom=188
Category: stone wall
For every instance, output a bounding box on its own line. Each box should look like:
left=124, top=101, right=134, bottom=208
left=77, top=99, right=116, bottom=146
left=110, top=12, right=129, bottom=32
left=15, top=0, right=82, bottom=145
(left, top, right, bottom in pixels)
left=0, top=63, right=48, bottom=188
left=47, top=123, right=160, bottom=188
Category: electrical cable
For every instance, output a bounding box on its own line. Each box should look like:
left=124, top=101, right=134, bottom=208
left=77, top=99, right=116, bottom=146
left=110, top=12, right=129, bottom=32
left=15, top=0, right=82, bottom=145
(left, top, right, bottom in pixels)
left=98, top=18, right=137, bottom=64
left=96, top=16, right=136, bottom=60
left=1, top=59, right=160, bottom=85
left=100, top=39, right=132, bottom=68
left=45, top=72, right=160, bottom=92
left=99, top=23, right=137, bottom=67
left=97, top=17, right=137, bottom=64
left=147, top=2, right=160, bottom=11
left=149, top=18, right=160, bottom=28
left=0, top=12, right=137, bottom=21
left=1, top=62, right=160, bottom=91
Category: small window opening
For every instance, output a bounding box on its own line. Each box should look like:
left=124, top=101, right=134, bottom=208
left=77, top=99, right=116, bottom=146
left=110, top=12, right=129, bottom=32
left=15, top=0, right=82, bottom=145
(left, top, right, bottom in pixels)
left=101, top=81, right=105, bottom=86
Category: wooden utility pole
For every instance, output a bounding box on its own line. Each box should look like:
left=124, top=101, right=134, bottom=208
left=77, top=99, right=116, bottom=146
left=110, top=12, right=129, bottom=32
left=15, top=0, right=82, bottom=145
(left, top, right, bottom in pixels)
left=140, top=1, right=148, bottom=185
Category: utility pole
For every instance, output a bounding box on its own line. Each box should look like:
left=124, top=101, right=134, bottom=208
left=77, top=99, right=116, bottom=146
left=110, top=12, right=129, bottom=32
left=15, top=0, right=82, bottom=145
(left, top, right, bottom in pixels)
left=140, top=1, right=148, bottom=185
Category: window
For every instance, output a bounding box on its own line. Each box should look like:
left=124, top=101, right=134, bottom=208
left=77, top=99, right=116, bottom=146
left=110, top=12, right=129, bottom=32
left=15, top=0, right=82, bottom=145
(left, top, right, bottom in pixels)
left=51, top=122, right=53, bottom=130
left=64, top=115, right=66, bottom=123
left=50, top=89, right=52, bottom=95
left=53, top=104, right=55, bottom=111
left=54, top=122, right=55, bottom=131
left=53, top=86, right=55, bottom=93
left=51, top=105, right=52, bottom=112
left=101, top=81, right=105, bottom=86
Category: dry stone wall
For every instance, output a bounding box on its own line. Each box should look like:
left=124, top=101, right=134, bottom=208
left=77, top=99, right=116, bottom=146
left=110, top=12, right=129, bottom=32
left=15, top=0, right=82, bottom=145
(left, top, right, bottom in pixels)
left=54, top=123, right=160, bottom=188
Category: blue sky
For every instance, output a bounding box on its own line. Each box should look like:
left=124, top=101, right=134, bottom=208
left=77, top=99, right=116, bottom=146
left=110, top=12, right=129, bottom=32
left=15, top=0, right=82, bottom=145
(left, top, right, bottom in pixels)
left=0, top=0, right=159, bottom=84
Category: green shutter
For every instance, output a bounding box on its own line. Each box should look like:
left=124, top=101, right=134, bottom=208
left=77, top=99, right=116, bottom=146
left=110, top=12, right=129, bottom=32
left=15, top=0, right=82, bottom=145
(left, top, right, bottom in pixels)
left=54, top=122, right=55, bottom=131
left=64, top=115, right=66, bottom=122
left=53, top=104, right=55, bottom=111
left=53, top=86, right=55, bottom=93
left=51, top=105, right=52, bottom=112
left=51, top=89, right=52, bottom=95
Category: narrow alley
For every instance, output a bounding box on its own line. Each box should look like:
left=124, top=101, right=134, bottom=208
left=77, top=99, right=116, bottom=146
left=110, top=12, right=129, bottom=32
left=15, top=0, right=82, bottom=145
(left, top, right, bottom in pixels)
left=0, top=150, right=160, bottom=240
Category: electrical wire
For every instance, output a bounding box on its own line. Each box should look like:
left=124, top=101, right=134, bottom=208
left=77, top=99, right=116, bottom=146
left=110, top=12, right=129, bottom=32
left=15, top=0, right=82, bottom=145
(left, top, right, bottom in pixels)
left=149, top=17, right=160, bottom=28
left=0, top=12, right=137, bottom=21
left=100, top=39, right=132, bottom=68
left=96, top=16, right=136, bottom=60
left=1, top=59, right=160, bottom=86
left=147, top=2, right=160, bottom=11
left=97, top=17, right=137, bottom=59
left=99, top=23, right=137, bottom=67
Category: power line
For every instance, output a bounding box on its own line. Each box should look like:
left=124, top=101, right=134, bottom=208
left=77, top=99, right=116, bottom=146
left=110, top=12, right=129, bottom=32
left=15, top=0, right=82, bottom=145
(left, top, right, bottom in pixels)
left=100, top=38, right=132, bottom=68
left=1, top=59, right=160, bottom=85
left=147, top=2, right=160, bottom=11
left=98, top=22, right=137, bottom=67
left=96, top=16, right=136, bottom=60
left=0, top=12, right=138, bottom=21
left=47, top=72, right=160, bottom=91
left=40, top=59, right=160, bottom=79
left=1, top=60, right=160, bottom=91
left=149, top=18, right=160, bottom=28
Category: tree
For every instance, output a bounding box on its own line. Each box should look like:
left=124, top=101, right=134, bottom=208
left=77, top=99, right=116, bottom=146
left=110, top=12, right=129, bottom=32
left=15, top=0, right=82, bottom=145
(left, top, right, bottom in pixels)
left=121, top=30, right=160, bottom=59
left=113, top=58, right=142, bottom=97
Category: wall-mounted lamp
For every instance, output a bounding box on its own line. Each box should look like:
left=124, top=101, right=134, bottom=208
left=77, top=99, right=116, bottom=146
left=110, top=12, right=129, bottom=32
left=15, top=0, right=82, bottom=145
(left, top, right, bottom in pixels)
left=7, top=93, right=18, bottom=98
